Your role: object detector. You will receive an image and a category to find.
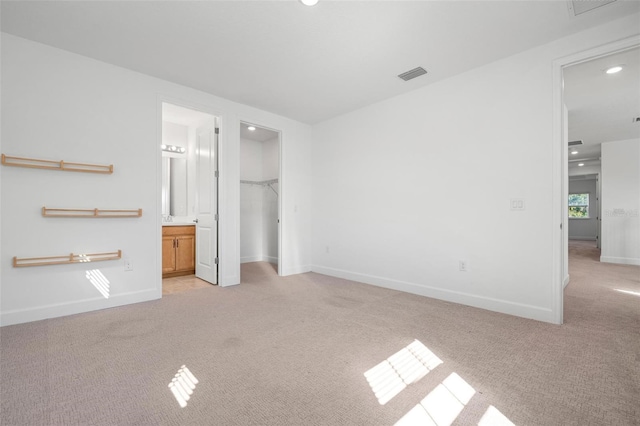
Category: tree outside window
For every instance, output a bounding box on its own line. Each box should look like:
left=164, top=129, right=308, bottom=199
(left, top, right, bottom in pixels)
left=569, top=193, right=589, bottom=218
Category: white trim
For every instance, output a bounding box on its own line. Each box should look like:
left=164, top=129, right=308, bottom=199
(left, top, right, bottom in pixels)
left=551, top=35, right=640, bottom=326
left=281, top=264, right=311, bottom=276
left=601, top=256, right=640, bottom=266
left=563, top=275, right=570, bottom=289
left=311, top=265, right=555, bottom=323
left=1, top=289, right=158, bottom=327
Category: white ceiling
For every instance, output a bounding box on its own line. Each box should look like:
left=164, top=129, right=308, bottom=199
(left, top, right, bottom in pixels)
left=564, top=47, right=640, bottom=171
left=2, top=0, right=638, bottom=124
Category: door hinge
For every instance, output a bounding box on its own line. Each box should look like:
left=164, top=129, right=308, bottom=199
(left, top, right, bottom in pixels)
left=215, top=214, right=219, bottom=221
left=215, top=127, right=220, bottom=134
left=215, top=257, right=219, bottom=265
left=215, top=171, right=219, bottom=178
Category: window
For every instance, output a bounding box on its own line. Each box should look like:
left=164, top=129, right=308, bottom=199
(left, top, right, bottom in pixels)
left=568, top=193, right=589, bottom=218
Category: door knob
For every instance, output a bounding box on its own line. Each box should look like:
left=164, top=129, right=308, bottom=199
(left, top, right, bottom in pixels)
left=193, top=219, right=199, bottom=223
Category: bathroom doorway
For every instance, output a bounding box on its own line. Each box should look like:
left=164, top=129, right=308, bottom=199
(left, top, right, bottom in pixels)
left=161, top=102, right=219, bottom=295
left=239, top=122, right=281, bottom=278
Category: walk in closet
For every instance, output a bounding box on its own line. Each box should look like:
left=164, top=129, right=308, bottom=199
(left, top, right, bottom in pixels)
left=240, top=123, right=280, bottom=270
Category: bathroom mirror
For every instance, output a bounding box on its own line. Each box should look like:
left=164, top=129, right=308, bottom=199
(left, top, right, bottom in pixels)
left=162, top=157, right=188, bottom=217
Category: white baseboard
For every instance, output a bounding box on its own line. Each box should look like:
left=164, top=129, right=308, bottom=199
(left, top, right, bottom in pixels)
left=568, top=236, right=597, bottom=241
left=241, top=255, right=279, bottom=264
left=281, top=264, right=311, bottom=276
left=1, top=289, right=159, bottom=327
left=564, top=274, right=570, bottom=289
left=310, top=265, right=555, bottom=323
left=600, top=256, right=640, bottom=266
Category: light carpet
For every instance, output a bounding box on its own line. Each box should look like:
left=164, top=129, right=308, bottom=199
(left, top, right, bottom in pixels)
left=1, top=241, right=638, bottom=425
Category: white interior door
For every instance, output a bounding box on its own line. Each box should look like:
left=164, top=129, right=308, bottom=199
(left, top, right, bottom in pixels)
left=195, top=124, right=218, bottom=284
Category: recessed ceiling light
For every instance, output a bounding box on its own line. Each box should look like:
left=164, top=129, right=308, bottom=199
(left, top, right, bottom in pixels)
left=578, top=163, right=585, bottom=167
left=571, top=150, right=578, bottom=155
left=605, top=66, right=623, bottom=74
left=299, top=0, right=319, bottom=6
left=247, top=126, right=256, bottom=131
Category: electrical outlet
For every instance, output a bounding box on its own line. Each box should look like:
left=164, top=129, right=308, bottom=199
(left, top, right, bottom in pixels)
left=124, top=258, right=133, bottom=272
left=459, top=261, right=468, bottom=272
left=325, top=246, right=330, bottom=254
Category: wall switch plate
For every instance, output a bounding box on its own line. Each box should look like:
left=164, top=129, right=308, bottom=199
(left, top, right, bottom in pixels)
left=124, top=258, right=133, bottom=272
left=459, top=260, right=468, bottom=272
left=510, top=199, right=525, bottom=210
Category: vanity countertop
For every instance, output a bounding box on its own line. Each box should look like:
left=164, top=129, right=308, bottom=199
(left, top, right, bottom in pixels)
left=162, top=222, right=195, bottom=227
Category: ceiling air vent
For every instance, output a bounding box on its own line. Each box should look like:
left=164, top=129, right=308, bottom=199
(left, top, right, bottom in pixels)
left=567, top=0, right=617, bottom=16
left=568, top=140, right=583, bottom=146
left=398, top=67, right=427, bottom=81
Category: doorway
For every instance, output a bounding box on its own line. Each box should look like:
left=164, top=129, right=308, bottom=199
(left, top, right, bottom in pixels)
left=554, top=38, right=640, bottom=323
left=161, top=102, right=219, bottom=295
left=239, top=122, right=281, bottom=278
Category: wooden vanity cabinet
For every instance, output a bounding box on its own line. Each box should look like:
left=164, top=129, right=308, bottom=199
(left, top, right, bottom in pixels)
left=162, top=225, right=195, bottom=277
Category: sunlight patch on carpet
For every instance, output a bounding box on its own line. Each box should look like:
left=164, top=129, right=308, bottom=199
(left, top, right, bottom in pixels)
left=395, top=372, right=475, bottom=426
left=478, top=405, right=515, bottom=426
left=615, top=289, right=640, bottom=297
left=169, top=365, right=199, bottom=408
left=364, top=339, right=442, bottom=405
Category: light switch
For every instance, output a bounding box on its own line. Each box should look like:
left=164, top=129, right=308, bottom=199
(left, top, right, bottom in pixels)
left=510, top=199, right=525, bottom=211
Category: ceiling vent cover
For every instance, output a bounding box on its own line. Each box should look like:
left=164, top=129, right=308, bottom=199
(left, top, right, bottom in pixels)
left=398, top=67, right=427, bottom=81
left=567, top=0, right=617, bottom=16
left=568, top=140, right=584, bottom=146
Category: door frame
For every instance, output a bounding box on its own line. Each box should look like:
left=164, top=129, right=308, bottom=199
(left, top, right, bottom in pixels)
left=157, top=96, right=225, bottom=294
left=551, top=35, right=640, bottom=324
left=238, top=120, right=283, bottom=276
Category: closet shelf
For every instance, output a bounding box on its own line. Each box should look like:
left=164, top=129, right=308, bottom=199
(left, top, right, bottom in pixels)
left=1, top=154, right=113, bottom=174
left=13, top=250, right=122, bottom=268
left=240, top=179, right=278, bottom=186
left=241, top=179, right=279, bottom=196
left=42, top=207, right=143, bottom=218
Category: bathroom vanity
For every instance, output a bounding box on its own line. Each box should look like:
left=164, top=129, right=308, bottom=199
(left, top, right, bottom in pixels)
left=162, top=224, right=195, bottom=277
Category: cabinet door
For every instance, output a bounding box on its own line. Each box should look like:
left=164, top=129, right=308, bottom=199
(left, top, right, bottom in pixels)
left=162, top=236, right=177, bottom=273
left=175, top=235, right=195, bottom=272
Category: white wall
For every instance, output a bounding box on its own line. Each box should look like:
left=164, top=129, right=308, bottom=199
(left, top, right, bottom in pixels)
left=1, top=33, right=312, bottom=325
left=310, top=13, right=640, bottom=323
left=240, top=138, right=264, bottom=262
left=239, top=137, right=279, bottom=264
left=601, top=138, right=640, bottom=265
left=568, top=178, right=598, bottom=240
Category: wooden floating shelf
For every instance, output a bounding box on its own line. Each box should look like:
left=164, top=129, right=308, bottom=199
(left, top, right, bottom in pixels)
left=42, top=207, right=142, bottom=218
left=13, top=250, right=122, bottom=268
left=1, top=154, right=113, bottom=174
